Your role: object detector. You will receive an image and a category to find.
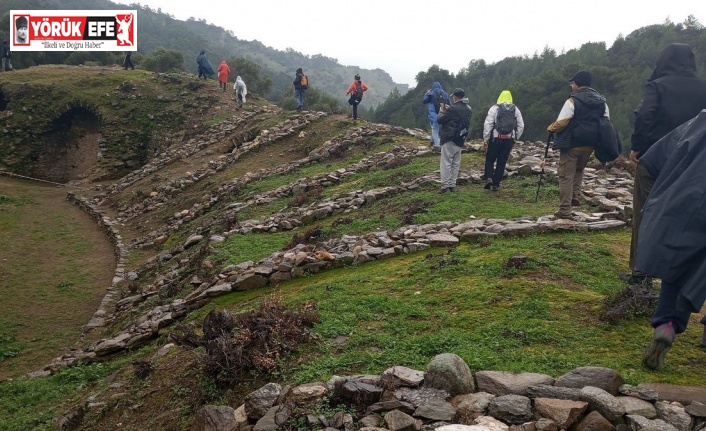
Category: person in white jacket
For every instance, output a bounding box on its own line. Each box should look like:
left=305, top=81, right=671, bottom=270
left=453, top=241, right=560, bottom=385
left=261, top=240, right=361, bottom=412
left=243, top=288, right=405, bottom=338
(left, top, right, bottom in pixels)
left=482, top=90, right=525, bottom=190
left=234, top=76, right=247, bottom=108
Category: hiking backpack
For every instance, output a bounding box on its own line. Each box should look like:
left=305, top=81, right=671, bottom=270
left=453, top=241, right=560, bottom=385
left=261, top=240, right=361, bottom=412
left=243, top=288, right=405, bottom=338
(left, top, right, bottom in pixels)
left=495, top=104, right=517, bottom=136
left=300, top=74, right=309, bottom=89
left=354, top=82, right=363, bottom=101
left=453, top=113, right=471, bottom=146
left=595, top=116, right=622, bottom=165
left=433, top=92, right=445, bottom=114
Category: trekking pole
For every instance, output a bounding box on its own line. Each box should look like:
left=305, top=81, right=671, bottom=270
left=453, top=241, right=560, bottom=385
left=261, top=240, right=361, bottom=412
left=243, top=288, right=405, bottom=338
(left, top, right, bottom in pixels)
left=535, top=132, right=553, bottom=202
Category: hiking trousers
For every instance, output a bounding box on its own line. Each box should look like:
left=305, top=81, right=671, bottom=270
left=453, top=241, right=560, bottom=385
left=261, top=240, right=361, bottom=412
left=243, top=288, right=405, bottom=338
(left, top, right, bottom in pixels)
left=484, top=137, right=514, bottom=186
left=652, top=278, right=693, bottom=334
left=440, top=142, right=463, bottom=189
left=630, top=162, right=655, bottom=273
left=557, top=146, right=593, bottom=215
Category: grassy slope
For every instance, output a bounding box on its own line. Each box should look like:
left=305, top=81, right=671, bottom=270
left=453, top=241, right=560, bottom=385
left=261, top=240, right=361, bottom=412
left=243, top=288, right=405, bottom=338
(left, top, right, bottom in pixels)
left=1, top=67, right=705, bottom=431
left=0, top=178, right=116, bottom=380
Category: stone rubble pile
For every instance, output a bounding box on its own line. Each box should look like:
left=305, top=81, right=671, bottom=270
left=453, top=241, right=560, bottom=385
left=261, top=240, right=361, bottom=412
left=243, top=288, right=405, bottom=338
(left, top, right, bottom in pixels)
left=186, top=353, right=706, bottom=431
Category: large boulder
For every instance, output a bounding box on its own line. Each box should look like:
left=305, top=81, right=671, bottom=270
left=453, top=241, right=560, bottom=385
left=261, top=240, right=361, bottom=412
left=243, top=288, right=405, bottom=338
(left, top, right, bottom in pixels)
left=425, top=353, right=475, bottom=396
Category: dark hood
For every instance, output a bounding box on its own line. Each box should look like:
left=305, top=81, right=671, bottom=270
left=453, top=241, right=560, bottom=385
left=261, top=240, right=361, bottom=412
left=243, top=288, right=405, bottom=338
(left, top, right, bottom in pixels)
left=571, top=87, right=606, bottom=108
left=649, top=43, right=697, bottom=81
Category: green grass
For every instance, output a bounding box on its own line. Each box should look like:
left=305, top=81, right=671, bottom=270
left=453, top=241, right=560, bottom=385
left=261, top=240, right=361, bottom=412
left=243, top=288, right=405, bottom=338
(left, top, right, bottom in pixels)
left=206, top=228, right=705, bottom=388
left=204, top=114, right=228, bottom=126
left=0, top=355, right=137, bottom=431
left=0, top=181, right=115, bottom=377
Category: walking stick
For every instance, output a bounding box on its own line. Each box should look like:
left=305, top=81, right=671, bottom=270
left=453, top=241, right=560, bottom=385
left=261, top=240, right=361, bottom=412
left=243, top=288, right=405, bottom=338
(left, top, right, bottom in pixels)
left=535, top=132, right=553, bottom=202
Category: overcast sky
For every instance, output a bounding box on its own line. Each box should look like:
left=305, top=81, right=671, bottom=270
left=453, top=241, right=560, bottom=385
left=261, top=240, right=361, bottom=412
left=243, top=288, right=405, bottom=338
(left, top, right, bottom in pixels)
left=112, top=0, right=703, bottom=86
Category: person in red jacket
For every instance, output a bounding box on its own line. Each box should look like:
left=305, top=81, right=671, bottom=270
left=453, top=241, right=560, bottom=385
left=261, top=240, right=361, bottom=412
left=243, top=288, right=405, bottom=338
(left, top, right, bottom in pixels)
left=217, top=60, right=231, bottom=92
left=345, top=74, right=368, bottom=120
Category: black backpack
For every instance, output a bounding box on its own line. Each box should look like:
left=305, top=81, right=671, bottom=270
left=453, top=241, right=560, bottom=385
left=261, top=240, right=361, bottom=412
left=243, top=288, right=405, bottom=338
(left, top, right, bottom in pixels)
left=354, top=82, right=363, bottom=101
left=595, top=116, right=622, bottom=165
left=495, top=104, right=517, bottom=135
left=433, top=92, right=446, bottom=114
left=452, top=107, right=472, bottom=146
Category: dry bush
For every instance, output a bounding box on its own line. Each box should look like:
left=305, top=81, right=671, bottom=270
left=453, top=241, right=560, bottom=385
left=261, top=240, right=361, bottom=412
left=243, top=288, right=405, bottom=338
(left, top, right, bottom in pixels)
left=599, top=285, right=658, bottom=325
left=331, top=217, right=353, bottom=227
left=219, top=210, right=239, bottom=230
left=197, top=296, right=320, bottom=388
left=283, top=226, right=322, bottom=250
left=401, top=201, right=430, bottom=225
left=288, top=186, right=323, bottom=208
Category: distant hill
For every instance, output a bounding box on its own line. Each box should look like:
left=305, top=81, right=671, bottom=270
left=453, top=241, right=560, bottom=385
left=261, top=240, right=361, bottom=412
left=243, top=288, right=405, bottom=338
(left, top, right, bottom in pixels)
left=0, top=0, right=409, bottom=107
left=372, top=17, right=706, bottom=143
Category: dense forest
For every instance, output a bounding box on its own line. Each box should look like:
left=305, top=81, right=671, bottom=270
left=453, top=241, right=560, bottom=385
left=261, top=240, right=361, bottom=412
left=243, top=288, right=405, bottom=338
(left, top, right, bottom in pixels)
left=371, top=16, right=706, bottom=143
left=1, top=2, right=705, bottom=142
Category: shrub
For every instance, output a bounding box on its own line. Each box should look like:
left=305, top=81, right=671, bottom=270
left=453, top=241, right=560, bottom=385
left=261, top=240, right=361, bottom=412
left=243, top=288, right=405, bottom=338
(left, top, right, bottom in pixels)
left=142, top=47, right=184, bottom=73
left=174, top=296, right=319, bottom=388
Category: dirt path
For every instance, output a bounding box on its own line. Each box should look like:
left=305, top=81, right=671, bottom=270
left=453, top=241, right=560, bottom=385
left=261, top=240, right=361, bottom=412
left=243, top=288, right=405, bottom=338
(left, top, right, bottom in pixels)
left=0, top=176, right=115, bottom=379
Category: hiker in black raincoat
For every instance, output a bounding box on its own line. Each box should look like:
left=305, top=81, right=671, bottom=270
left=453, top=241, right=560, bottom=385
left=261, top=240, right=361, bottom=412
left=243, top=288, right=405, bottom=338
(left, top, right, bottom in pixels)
left=638, top=109, right=706, bottom=371
left=196, top=50, right=214, bottom=79
left=628, top=43, right=706, bottom=286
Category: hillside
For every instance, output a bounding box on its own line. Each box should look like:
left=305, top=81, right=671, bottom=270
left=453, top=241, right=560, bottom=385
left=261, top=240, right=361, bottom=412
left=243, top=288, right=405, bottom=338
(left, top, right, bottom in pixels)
left=2, top=66, right=706, bottom=431
left=373, top=19, right=706, bottom=143
left=0, top=0, right=409, bottom=108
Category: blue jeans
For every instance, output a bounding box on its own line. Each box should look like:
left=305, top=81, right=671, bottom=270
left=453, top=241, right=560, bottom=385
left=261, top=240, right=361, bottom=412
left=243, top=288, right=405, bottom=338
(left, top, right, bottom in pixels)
left=294, top=88, right=306, bottom=109
left=430, top=120, right=440, bottom=147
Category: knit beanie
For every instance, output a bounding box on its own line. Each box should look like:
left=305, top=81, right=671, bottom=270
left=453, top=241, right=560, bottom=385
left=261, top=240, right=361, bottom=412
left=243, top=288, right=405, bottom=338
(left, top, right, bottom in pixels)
left=570, top=70, right=591, bottom=87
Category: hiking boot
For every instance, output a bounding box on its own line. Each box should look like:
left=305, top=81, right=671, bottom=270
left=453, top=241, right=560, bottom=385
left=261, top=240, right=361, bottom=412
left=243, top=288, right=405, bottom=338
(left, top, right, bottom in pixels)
left=621, top=273, right=653, bottom=288
left=449, top=187, right=456, bottom=192
left=571, top=198, right=581, bottom=206
left=491, top=185, right=499, bottom=191
left=438, top=188, right=451, bottom=194
left=484, top=179, right=493, bottom=190
left=431, top=146, right=441, bottom=154
left=642, top=322, right=675, bottom=371
left=554, top=211, right=573, bottom=220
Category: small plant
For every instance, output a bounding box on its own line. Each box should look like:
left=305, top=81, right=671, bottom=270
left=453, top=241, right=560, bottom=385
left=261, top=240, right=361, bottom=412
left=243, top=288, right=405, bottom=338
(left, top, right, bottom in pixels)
left=0, top=332, right=21, bottom=361
left=56, top=280, right=74, bottom=291
left=288, top=186, right=323, bottom=208
left=204, top=114, right=228, bottom=126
